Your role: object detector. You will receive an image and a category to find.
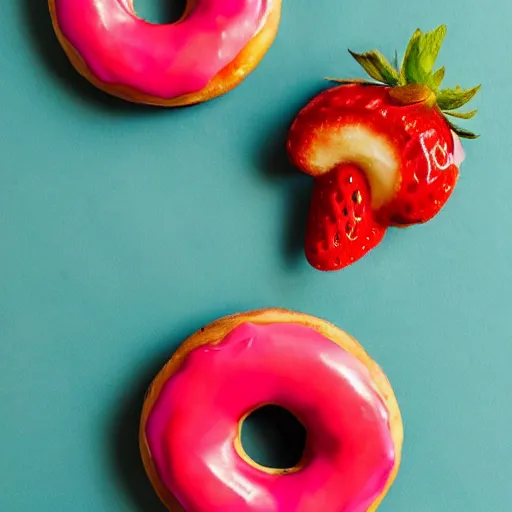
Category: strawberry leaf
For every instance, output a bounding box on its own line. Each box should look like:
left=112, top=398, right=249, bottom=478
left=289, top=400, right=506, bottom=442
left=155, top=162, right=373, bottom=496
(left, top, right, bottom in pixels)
left=348, top=49, right=400, bottom=86
left=400, top=29, right=421, bottom=84
left=419, top=25, right=447, bottom=72
left=429, top=67, right=445, bottom=90
left=437, top=85, right=481, bottom=110
left=324, top=78, right=381, bottom=87
left=401, top=25, right=447, bottom=85
left=444, top=109, right=478, bottom=120
left=445, top=117, right=480, bottom=139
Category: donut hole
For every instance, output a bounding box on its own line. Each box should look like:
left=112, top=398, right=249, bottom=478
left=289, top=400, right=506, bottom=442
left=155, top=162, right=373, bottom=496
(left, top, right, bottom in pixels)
left=133, top=0, right=188, bottom=24
left=239, top=405, right=307, bottom=471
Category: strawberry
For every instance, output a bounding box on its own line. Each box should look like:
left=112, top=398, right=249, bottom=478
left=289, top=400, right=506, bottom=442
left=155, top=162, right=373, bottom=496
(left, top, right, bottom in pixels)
left=305, top=164, right=386, bottom=271
left=287, top=25, right=480, bottom=271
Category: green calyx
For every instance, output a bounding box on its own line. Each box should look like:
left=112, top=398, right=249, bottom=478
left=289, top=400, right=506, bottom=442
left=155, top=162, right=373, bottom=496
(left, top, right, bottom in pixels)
left=329, top=25, right=481, bottom=139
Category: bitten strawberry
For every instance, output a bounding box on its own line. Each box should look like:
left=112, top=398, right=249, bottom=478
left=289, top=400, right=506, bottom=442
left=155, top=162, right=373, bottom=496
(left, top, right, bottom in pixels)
left=305, top=164, right=386, bottom=271
left=287, top=25, right=480, bottom=271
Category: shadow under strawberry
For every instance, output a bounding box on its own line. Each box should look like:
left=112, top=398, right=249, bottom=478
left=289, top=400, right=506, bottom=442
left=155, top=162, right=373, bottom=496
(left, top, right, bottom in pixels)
left=286, top=24, right=480, bottom=272
left=256, top=85, right=326, bottom=265
left=259, top=85, right=326, bottom=182
left=282, top=178, right=313, bottom=264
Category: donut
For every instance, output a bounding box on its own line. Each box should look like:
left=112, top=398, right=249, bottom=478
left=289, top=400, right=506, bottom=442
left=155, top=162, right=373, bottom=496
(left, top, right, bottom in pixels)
left=140, top=309, right=403, bottom=511
left=48, top=0, right=282, bottom=106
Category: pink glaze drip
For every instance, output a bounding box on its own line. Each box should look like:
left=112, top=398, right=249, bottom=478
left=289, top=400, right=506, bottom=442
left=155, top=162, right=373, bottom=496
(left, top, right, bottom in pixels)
left=452, top=131, right=466, bottom=168
left=146, top=323, right=395, bottom=512
left=53, top=0, right=270, bottom=99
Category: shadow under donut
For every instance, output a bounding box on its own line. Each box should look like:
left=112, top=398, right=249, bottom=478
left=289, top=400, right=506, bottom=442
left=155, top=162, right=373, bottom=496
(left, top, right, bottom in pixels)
left=109, top=347, right=170, bottom=512
left=20, top=0, right=180, bottom=114
left=107, top=307, right=247, bottom=511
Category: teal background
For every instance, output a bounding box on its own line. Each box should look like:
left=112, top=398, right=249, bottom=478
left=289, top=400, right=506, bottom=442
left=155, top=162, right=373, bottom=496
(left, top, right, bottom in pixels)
left=0, top=0, right=510, bottom=510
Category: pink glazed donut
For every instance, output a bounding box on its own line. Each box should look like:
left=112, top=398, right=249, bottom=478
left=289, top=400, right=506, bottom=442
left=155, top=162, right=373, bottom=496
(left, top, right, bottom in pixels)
left=140, top=309, right=403, bottom=511
left=48, top=0, right=282, bottom=106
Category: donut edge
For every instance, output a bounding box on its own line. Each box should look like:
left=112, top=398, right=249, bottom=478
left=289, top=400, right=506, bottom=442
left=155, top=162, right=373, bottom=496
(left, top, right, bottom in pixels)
left=47, top=0, right=282, bottom=107
left=139, top=308, right=404, bottom=511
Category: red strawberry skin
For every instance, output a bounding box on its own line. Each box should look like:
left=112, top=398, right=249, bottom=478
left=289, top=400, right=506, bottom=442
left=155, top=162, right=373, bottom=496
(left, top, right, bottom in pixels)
left=288, top=85, right=400, bottom=179
left=305, top=163, right=386, bottom=271
left=376, top=97, right=459, bottom=225
left=287, top=83, right=460, bottom=226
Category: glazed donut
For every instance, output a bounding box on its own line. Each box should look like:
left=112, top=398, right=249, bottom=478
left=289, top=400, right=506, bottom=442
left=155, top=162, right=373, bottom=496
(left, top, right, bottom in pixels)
left=140, top=309, right=403, bottom=511
left=48, top=0, right=282, bottom=106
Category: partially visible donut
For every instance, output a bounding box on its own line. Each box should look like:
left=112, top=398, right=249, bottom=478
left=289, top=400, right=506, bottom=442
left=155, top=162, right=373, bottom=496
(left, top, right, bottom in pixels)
left=140, top=308, right=403, bottom=511
left=49, top=0, right=282, bottom=106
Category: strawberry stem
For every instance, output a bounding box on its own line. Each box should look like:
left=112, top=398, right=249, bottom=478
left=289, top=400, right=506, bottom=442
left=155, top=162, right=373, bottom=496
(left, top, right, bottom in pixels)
left=337, top=25, right=481, bottom=139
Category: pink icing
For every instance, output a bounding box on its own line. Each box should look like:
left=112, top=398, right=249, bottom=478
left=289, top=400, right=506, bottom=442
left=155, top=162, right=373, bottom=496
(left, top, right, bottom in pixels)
left=452, top=131, right=466, bottom=168
left=146, top=322, right=395, bottom=512
left=53, top=0, right=270, bottom=98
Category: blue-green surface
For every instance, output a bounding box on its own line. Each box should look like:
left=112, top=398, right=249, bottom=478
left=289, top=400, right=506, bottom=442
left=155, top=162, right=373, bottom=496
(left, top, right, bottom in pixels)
left=0, top=1, right=510, bottom=510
